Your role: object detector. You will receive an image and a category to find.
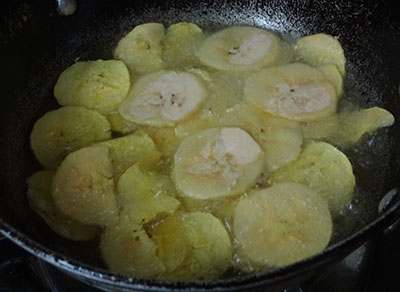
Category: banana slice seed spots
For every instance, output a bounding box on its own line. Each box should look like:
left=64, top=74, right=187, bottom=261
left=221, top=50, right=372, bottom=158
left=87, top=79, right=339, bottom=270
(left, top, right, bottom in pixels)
left=266, top=82, right=333, bottom=117
left=123, top=71, right=206, bottom=125
left=229, top=33, right=272, bottom=65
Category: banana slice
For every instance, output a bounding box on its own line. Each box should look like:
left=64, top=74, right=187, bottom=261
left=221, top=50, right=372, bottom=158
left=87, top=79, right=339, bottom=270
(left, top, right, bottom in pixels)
left=173, top=127, right=264, bottom=200
left=317, top=64, right=343, bottom=96
left=106, top=110, right=137, bottom=135
left=143, top=126, right=181, bottom=160
left=220, top=103, right=303, bottom=172
left=166, top=212, right=233, bottom=281
left=27, top=171, right=100, bottom=241
left=198, top=26, right=282, bottom=71
left=234, top=182, right=332, bottom=270
left=119, top=70, right=207, bottom=127
left=295, top=33, right=346, bottom=76
left=101, top=218, right=166, bottom=277
left=54, top=60, right=130, bottom=114
left=52, top=145, right=118, bottom=226
left=98, top=130, right=161, bottom=179
left=302, top=107, right=395, bottom=147
left=244, top=63, right=338, bottom=121
left=147, top=215, right=190, bottom=274
left=30, top=106, right=111, bottom=169
left=335, top=107, right=395, bottom=146
left=114, top=23, right=165, bottom=75
left=117, top=163, right=180, bottom=225
left=163, top=22, right=205, bottom=68
left=270, top=141, right=356, bottom=216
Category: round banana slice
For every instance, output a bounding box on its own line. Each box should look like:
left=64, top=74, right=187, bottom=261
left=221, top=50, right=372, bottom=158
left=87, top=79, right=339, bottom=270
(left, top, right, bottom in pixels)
left=244, top=63, right=338, bottom=121
left=198, top=26, right=282, bottom=71
left=166, top=212, right=233, bottom=281
left=270, top=141, right=356, bottom=216
left=163, top=22, right=205, bottom=68
left=295, top=33, right=346, bottom=76
left=27, top=171, right=100, bottom=241
left=147, top=215, right=190, bottom=274
left=54, top=60, right=130, bottom=114
left=119, top=70, right=207, bottom=127
left=114, top=23, right=165, bottom=75
left=106, top=110, right=137, bottom=135
left=220, top=103, right=303, bottom=172
left=101, top=218, right=166, bottom=277
left=52, top=146, right=118, bottom=226
left=317, top=64, right=343, bottom=96
left=117, top=163, right=180, bottom=225
left=30, top=106, right=111, bottom=169
left=97, top=130, right=161, bottom=180
left=234, top=182, right=332, bottom=270
left=173, top=127, right=264, bottom=200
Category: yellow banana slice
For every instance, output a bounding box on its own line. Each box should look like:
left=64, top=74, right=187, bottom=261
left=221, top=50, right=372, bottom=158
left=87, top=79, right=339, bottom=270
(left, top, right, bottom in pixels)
left=98, top=130, right=161, bottom=180
left=220, top=103, right=303, bottom=172
left=244, top=63, right=338, bottom=121
left=101, top=218, right=166, bottom=277
left=302, top=107, right=395, bottom=147
left=117, top=163, right=180, bottom=225
left=336, top=107, right=395, bottom=145
left=54, top=60, right=130, bottom=114
left=166, top=212, right=233, bottom=281
left=147, top=215, right=190, bottom=274
left=106, top=110, right=137, bottom=135
left=234, top=182, right=332, bottom=270
left=317, top=64, right=343, bottom=96
left=114, top=23, right=165, bottom=75
left=119, top=70, right=207, bottom=127
left=199, top=26, right=282, bottom=71
left=270, top=141, right=356, bottom=216
left=52, top=146, right=118, bottom=226
left=295, top=33, right=346, bottom=76
left=27, top=171, right=100, bottom=241
left=163, top=22, right=205, bottom=68
left=30, top=106, right=111, bottom=169
left=173, top=127, right=264, bottom=200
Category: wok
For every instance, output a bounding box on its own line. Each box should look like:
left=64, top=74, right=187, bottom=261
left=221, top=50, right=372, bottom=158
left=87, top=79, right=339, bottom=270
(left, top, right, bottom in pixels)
left=1, top=0, right=400, bottom=291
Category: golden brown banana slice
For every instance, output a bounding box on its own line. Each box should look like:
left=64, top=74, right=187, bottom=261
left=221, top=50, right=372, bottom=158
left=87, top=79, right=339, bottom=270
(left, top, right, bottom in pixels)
left=117, top=163, right=180, bottom=225
left=162, top=22, right=205, bottom=68
left=295, top=33, right=346, bottom=76
left=54, top=60, right=130, bottom=114
left=27, top=171, right=99, bottom=241
left=114, top=23, right=165, bottom=75
left=173, top=127, right=264, bottom=200
left=119, top=70, right=207, bottom=127
left=234, top=182, right=332, bottom=270
left=101, top=218, right=166, bottom=277
left=98, top=130, right=161, bottom=179
left=52, top=146, right=118, bottom=226
left=244, top=63, right=338, bottom=121
left=30, top=106, right=111, bottom=169
left=199, top=26, right=282, bottom=71
left=166, top=212, right=233, bottom=281
left=270, top=141, right=356, bottom=216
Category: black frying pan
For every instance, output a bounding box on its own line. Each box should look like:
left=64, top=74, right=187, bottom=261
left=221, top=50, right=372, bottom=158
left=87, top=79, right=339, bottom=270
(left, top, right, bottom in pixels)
left=1, top=0, right=400, bottom=291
